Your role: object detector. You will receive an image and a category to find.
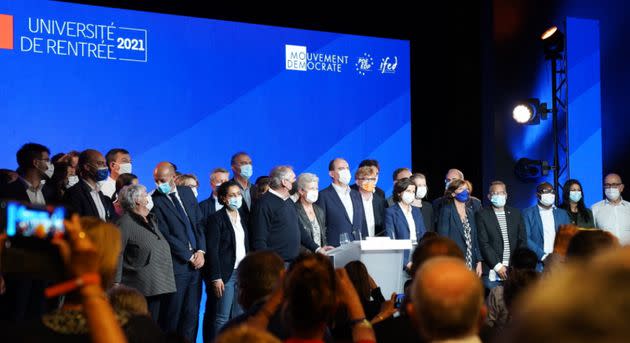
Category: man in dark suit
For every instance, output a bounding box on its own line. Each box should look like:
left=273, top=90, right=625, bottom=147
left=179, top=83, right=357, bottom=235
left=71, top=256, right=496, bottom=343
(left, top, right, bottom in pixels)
left=316, top=158, right=367, bottom=246
left=229, top=152, right=258, bottom=219
left=387, top=167, right=412, bottom=207
left=355, top=159, right=386, bottom=199
left=250, top=166, right=323, bottom=262
left=351, top=165, right=388, bottom=237
left=199, top=167, right=230, bottom=221
left=63, top=149, right=116, bottom=221
left=151, top=162, right=206, bottom=342
left=0, top=143, right=56, bottom=322
left=476, top=181, right=527, bottom=289
left=522, top=182, right=571, bottom=271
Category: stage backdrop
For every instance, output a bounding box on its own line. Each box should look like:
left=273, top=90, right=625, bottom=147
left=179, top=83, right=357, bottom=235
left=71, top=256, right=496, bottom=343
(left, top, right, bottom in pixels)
left=0, top=0, right=411, bottom=199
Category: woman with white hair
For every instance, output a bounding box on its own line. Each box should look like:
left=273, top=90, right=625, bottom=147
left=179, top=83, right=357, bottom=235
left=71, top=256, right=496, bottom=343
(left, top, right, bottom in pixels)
left=295, top=172, right=327, bottom=248
left=114, top=184, right=176, bottom=327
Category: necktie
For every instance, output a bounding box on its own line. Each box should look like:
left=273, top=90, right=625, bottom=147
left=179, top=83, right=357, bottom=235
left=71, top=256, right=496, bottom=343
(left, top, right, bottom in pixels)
left=169, top=193, right=197, bottom=250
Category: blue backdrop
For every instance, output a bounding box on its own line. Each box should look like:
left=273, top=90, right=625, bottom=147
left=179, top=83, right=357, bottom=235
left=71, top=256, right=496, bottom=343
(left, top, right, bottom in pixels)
left=0, top=0, right=411, bottom=199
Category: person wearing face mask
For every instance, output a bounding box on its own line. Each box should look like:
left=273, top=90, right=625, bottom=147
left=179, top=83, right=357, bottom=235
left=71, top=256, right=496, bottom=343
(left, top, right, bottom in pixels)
left=115, top=184, right=176, bottom=326
left=229, top=152, right=258, bottom=218
left=99, top=148, right=132, bottom=199
left=410, top=173, right=434, bottom=232
left=432, top=169, right=482, bottom=226
left=437, top=179, right=483, bottom=276
left=295, top=172, right=328, bottom=249
left=522, top=182, right=570, bottom=270
left=175, top=173, right=201, bottom=199
left=150, top=161, right=206, bottom=342
left=560, top=179, right=595, bottom=228
left=592, top=173, right=630, bottom=244
left=352, top=166, right=387, bottom=237
left=250, top=166, right=327, bottom=262
left=385, top=178, right=427, bottom=242
left=63, top=149, right=116, bottom=221
left=202, top=181, right=250, bottom=340
left=316, top=158, right=367, bottom=246
left=387, top=167, right=413, bottom=206
left=355, top=159, right=386, bottom=199
left=0, top=143, right=57, bottom=323
left=476, top=181, right=527, bottom=289
left=200, top=168, right=230, bottom=221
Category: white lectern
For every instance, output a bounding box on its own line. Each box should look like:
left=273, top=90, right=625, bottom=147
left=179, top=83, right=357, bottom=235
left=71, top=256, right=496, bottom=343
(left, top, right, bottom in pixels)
left=327, top=237, right=413, bottom=297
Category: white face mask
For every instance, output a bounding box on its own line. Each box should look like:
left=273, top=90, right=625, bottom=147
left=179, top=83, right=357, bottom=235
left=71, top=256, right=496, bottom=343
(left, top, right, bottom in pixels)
left=118, top=163, right=132, bottom=175
left=338, top=169, right=351, bottom=185
left=416, top=186, right=428, bottom=199
left=605, top=188, right=621, bottom=201
left=191, top=187, right=198, bottom=198
left=306, top=190, right=319, bottom=203
left=145, top=195, right=154, bottom=212
left=402, top=192, right=415, bottom=205
left=43, top=162, right=54, bottom=178
left=66, top=175, right=79, bottom=188
left=540, top=193, right=555, bottom=207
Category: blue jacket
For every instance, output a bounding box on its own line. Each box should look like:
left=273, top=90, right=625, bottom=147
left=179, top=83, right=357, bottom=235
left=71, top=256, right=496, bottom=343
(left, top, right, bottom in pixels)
left=522, top=205, right=571, bottom=261
left=316, top=184, right=366, bottom=246
left=384, top=203, right=426, bottom=242
left=437, top=201, right=481, bottom=263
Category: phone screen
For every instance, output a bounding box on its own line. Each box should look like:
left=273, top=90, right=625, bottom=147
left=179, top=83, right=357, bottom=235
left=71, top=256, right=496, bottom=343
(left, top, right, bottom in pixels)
left=5, top=201, right=65, bottom=239
left=395, top=293, right=405, bottom=308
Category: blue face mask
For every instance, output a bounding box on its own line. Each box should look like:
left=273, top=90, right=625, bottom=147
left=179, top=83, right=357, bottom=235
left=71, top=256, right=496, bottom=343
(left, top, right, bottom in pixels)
left=95, top=167, right=109, bottom=182
left=228, top=196, right=243, bottom=210
left=490, top=194, right=507, bottom=208
left=240, top=164, right=253, bottom=179
left=454, top=189, right=470, bottom=203
left=569, top=191, right=582, bottom=203
left=157, top=182, right=172, bottom=194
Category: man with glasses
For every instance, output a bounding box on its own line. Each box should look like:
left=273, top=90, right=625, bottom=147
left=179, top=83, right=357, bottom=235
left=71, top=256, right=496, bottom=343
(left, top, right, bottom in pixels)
left=63, top=149, right=115, bottom=221
left=476, top=181, right=527, bottom=289
left=522, top=182, right=570, bottom=270
left=592, top=173, right=630, bottom=244
left=352, top=165, right=387, bottom=237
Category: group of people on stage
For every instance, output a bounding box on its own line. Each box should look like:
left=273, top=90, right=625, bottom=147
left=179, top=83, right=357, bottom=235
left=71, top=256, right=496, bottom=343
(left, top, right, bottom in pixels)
left=1, top=142, right=629, bottom=343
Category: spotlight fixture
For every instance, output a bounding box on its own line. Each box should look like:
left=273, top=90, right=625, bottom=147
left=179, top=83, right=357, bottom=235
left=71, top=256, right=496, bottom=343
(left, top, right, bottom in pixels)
left=541, top=25, right=565, bottom=58
left=512, top=98, right=549, bottom=125
left=514, top=158, right=551, bottom=181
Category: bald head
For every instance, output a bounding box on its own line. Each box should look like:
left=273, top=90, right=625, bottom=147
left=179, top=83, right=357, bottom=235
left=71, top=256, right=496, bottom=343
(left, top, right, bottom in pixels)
left=446, top=169, right=464, bottom=182
left=153, top=162, right=176, bottom=185
left=78, top=149, right=106, bottom=180
left=410, top=257, right=484, bottom=340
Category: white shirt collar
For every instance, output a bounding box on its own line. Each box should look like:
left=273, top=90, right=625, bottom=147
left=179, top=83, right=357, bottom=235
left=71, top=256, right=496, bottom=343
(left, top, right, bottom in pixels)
left=268, top=188, right=289, bottom=201
left=537, top=204, right=555, bottom=211
left=20, top=177, right=44, bottom=191
left=83, top=179, right=100, bottom=192
left=604, top=197, right=628, bottom=206
left=332, top=182, right=350, bottom=194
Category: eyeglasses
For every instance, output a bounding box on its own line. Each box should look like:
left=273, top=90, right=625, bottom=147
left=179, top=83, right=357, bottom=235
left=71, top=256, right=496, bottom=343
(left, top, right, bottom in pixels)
left=358, top=178, right=377, bottom=182
left=538, top=189, right=554, bottom=194
left=489, top=191, right=507, bottom=196
left=604, top=183, right=622, bottom=189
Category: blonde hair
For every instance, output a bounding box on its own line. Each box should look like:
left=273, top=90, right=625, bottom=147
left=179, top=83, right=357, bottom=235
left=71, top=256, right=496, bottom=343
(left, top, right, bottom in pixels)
left=81, top=217, right=122, bottom=289
left=215, top=325, right=281, bottom=343
left=355, top=166, right=377, bottom=179
left=108, top=285, right=149, bottom=316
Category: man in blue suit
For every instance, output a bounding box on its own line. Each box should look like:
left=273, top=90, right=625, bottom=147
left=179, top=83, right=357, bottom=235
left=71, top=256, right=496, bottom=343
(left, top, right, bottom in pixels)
left=316, top=158, right=366, bottom=246
left=151, top=162, right=206, bottom=342
left=522, top=182, right=570, bottom=270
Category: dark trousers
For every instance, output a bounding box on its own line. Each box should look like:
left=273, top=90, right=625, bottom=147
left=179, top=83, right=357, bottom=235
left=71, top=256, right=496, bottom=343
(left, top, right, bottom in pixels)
left=202, top=280, right=218, bottom=342
left=162, top=271, right=201, bottom=342
left=147, top=293, right=170, bottom=326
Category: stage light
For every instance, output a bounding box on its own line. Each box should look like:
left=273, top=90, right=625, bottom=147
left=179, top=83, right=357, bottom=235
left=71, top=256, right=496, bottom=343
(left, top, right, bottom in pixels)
left=512, top=99, right=549, bottom=125
left=541, top=25, right=565, bottom=57
left=514, top=158, right=551, bottom=181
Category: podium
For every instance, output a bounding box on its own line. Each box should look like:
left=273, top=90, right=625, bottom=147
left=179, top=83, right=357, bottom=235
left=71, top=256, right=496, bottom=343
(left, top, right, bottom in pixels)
left=327, top=237, right=413, bottom=296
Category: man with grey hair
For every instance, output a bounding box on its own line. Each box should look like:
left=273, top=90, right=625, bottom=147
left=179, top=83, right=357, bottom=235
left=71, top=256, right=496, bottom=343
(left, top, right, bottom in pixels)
left=115, top=184, right=176, bottom=327
left=409, top=256, right=485, bottom=342
left=250, top=166, right=326, bottom=262
left=199, top=167, right=230, bottom=221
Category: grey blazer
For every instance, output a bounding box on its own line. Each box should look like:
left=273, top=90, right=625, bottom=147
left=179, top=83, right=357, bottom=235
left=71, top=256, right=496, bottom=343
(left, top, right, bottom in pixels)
left=115, top=212, right=176, bottom=297
left=295, top=201, right=327, bottom=247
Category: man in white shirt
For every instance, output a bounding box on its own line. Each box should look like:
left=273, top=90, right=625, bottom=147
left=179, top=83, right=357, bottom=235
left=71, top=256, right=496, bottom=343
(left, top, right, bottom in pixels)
left=99, top=148, right=132, bottom=199
left=353, top=165, right=387, bottom=237
left=592, top=173, right=630, bottom=244
left=522, top=182, right=570, bottom=270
